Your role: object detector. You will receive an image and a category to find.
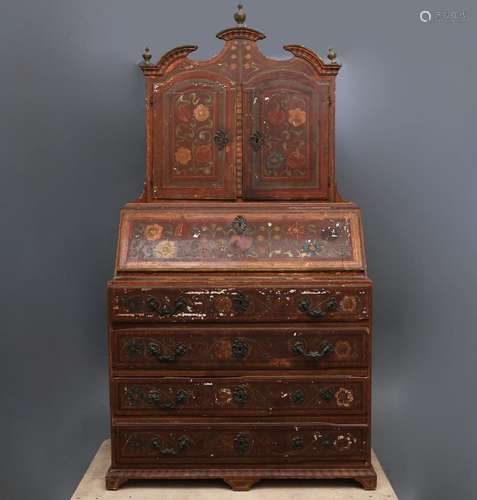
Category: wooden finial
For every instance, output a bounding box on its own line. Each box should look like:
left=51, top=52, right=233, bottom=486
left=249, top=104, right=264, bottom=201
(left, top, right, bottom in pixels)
left=142, top=46, right=152, bottom=64
left=234, top=4, right=246, bottom=26
left=327, top=47, right=337, bottom=63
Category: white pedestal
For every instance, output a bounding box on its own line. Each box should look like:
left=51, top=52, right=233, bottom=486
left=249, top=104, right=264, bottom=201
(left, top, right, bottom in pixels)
left=71, top=440, right=398, bottom=500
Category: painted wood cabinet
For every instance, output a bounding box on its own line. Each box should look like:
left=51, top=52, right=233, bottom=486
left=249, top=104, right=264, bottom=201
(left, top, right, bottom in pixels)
left=106, top=5, right=376, bottom=492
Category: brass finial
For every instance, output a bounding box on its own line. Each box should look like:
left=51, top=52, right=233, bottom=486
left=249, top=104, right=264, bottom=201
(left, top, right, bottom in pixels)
left=142, top=46, right=152, bottom=64
left=234, top=3, right=246, bottom=26
left=327, top=47, right=337, bottom=63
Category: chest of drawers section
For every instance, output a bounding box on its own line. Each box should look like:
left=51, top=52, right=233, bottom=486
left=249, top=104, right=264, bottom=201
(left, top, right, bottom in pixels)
left=107, top=277, right=375, bottom=490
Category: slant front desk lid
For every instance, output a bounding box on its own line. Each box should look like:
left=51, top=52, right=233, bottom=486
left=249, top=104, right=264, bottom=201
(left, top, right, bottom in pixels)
left=116, top=203, right=365, bottom=272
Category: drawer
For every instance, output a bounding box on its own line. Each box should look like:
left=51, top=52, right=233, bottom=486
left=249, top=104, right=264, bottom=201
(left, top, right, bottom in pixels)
left=110, top=284, right=370, bottom=323
left=113, top=376, right=367, bottom=417
left=111, top=326, right=369, bottom=371
left=113, top=423, right=368, bottom=466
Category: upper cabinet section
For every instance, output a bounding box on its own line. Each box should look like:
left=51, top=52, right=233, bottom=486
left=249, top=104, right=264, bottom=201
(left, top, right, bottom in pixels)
left=140, top=6, right=340, bottom=202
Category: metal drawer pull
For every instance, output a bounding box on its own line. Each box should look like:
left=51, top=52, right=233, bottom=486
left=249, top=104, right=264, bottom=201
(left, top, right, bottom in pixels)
left=232, top=215, right=248, bottom=234
left=214, top=129, right=229, bottom=150
left=148, top=342, right=187, bottom=362
left=232, top=385, right=248, bottom=405
left=147, top=389, right=188, bottom=410
left=291, top=389, right=305, bottom=405
left=298, top=296, right=337, bottom=318
left=234, top=433, right=251, bottom=454
left=249, top=130, right=264, bottom=151
left=320, top=388, right=334, bottom=402
left=292, top=341, right=334, bottom=360
left=151, top=435, right=190, bottom=455
left=231, top=338, right=249, bottom=360
left=146, top=295, right=186, bottom=317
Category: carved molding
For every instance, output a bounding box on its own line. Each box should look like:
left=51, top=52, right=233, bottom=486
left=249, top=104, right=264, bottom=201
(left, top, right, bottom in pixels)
left=284, top=44, right=341, bottom=76
left=140, top=45, right=198, bottom=76
left=216, top=27, right=266, bottom=41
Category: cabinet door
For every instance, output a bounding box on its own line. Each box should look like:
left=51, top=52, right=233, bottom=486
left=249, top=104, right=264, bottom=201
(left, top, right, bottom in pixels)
left=243, top=75, right=329, bottom=200
left=153, top=75, right=236, bottom=199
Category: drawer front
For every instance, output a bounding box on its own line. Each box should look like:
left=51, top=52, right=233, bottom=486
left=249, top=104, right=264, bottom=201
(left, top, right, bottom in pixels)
left=113, top=423, right=368, bottom=465
left=113, top=376, right=367, bottom=417
left=110, top=285, right=370, bottom=323
left=112, top=326, right=369, bottom=371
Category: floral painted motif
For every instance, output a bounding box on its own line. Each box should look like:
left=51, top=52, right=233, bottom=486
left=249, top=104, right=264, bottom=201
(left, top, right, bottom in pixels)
left=339, top=295, right=359, bottom=314
left=144, top=224, right=163, bottom=241
left=177, top=104, right=192, bottom=123
left=266, top=151, right=285, bottom=172
left=302, top=240, right=321, bottom=256
left=267, top=106, right=285, bottom=126
left=334, top=341, right=353, bottom=359
left=154, top=240, right=177, bottom=259
left=288, top=107, right=306, bottom=127
left=126, top=217, right=353, bottom=263
left=287, top=150, right=305, bottom=169
left=195, top=144, right=213, bottom=164
left=172, top=91, right=215, bottom=176
left=287, top=222, right=305, bottom=239
left=335, top=388, right=354, bottom=408
left=175, top=146, right=192, bottom=166
left=193, top=104, right=210, bottom=122
left=214, top=296, right=233, bottom=314
left=255, top=91, right=309, bottom=178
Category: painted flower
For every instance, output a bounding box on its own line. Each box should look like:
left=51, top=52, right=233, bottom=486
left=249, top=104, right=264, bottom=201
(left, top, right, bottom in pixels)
left=177, top=104, right=192, bottom=123
left=335, top=388, right=354, bottom=408
left=154, top=240, right=177, bottom=259
left=193, top=104, right=210, bottom=122
left=266, top=151, right=285, bottom=172
left=288, top=107, right=306, bottom=127
left=287, top=223, right=305, bottom=239
left=144, top=223, right=163, bottom=241
left=195, top=144, right=213, bottom=163
left=287, top=150, right=305, bottom=169
left=267, top=107, right=285, bottom=126
left=215, top=296, right=233, bottom=314
left=339, top=295, right=358, bottom=313
left=302, top=240, right=321, bottom=256
left=334, top=341, right=352, bottom=359
left=255, top=242, right=269, bottom=256
left=175, top=146, right=192, bottom=166
left=216, top=238, right=227, bottom=252
left=229, top=234, right=254, bottom=252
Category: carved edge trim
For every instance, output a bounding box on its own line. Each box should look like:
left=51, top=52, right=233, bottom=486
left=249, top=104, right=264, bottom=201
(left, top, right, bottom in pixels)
left=140, top=45, right=198, bottom=75
left=236, top=86, right=243, bottom=197
left=284, top=44, right=341, bottom=75
left=106, top=465, right=377, bottom=481
left=216, top=27, right=266, bottom=41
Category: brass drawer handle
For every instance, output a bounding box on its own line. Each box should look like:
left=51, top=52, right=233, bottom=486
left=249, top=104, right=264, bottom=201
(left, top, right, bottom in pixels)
left=146, top=295, right=187, bottom=317
left=298, top=296, right=337, bottom=318
left=292, top=341, right=334, bottom=360
left=214, top=129, right=229, bottom=150
left=151, top=435, right=190, bottom=455
left=148, top=342, right=187, bottom=362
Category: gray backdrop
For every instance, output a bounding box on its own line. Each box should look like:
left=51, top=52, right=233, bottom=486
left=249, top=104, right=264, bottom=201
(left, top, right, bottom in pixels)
left=1, top=1, right=476, bottom=499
